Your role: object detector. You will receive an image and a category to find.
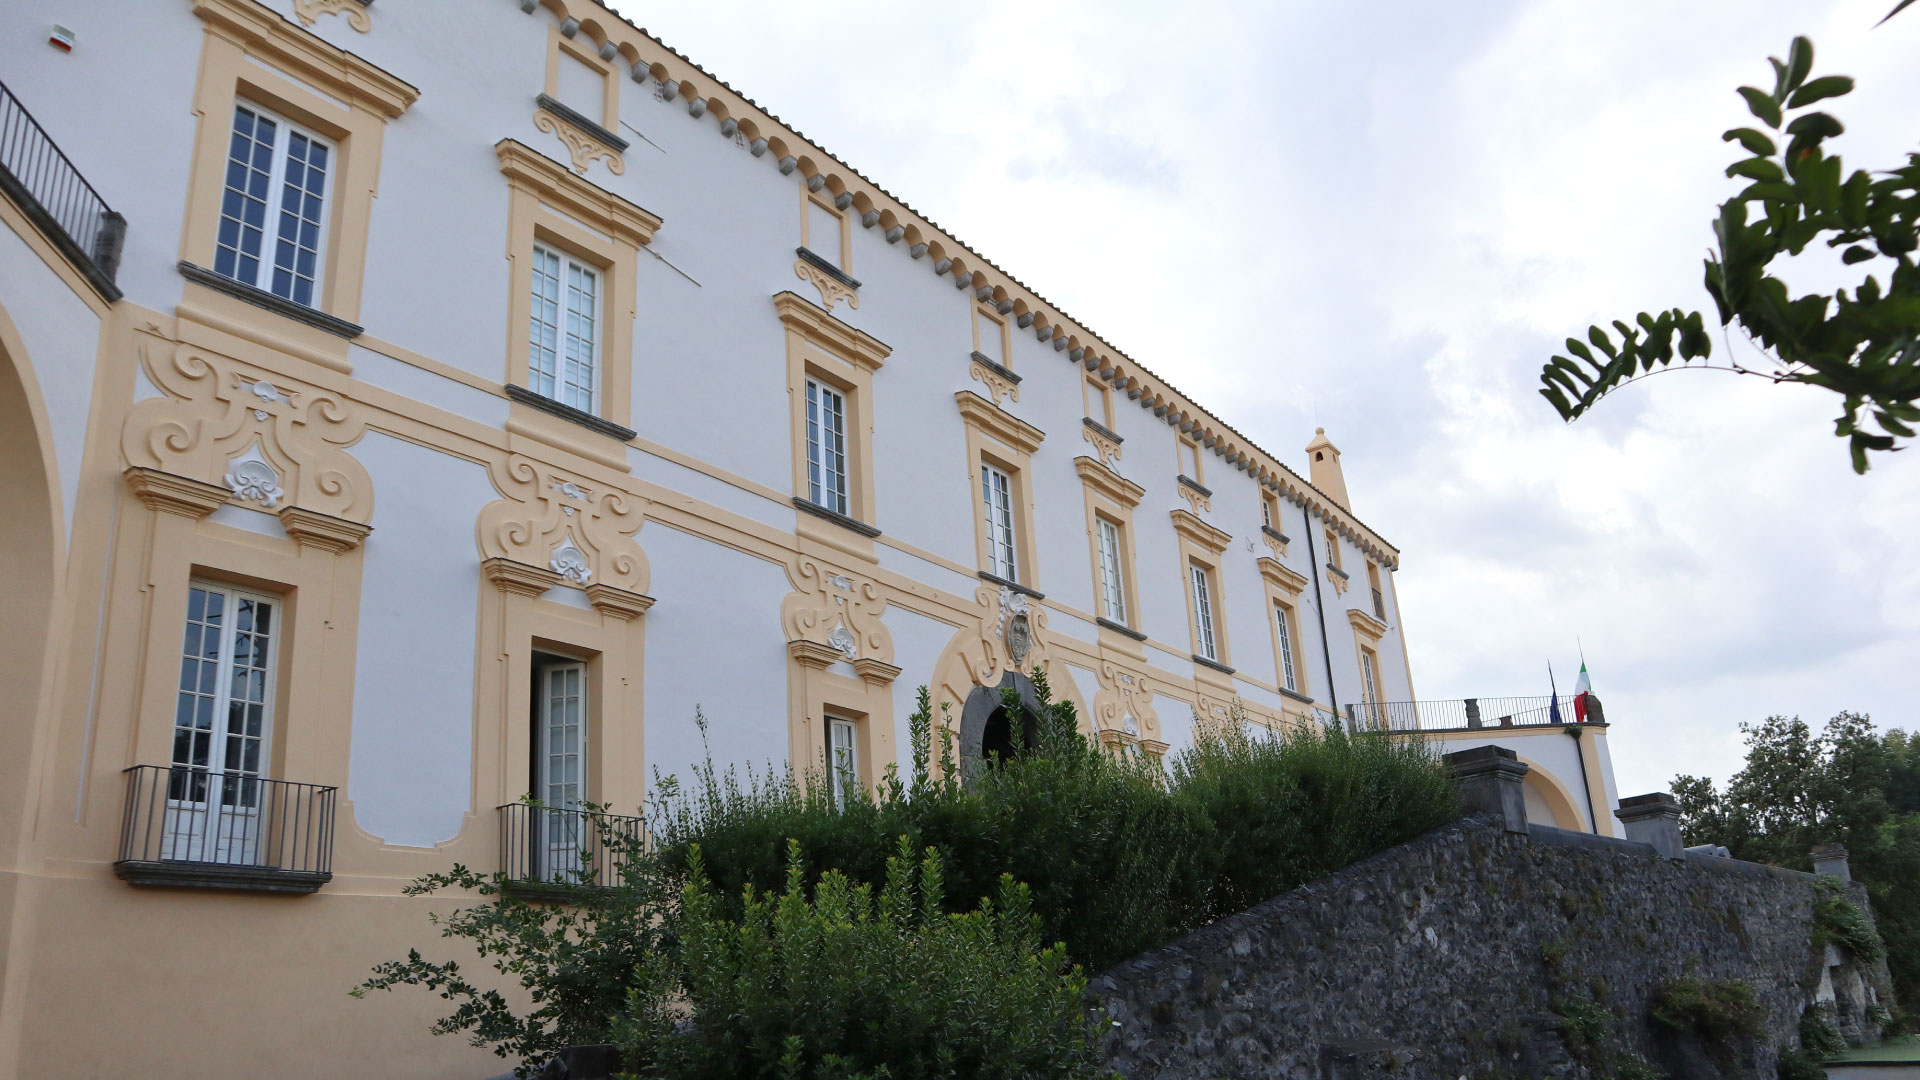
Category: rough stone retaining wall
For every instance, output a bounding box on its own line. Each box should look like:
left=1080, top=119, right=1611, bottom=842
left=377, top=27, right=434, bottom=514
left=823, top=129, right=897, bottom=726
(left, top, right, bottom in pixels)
left=1093, top=814, right=1888, bottom=1080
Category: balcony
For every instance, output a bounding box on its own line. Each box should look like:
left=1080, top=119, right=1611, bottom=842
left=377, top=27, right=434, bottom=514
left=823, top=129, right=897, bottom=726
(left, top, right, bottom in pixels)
left=1346, top=694, right=1601, bottom=734
left=497, top=802, right=647, bottom=899
left=0, top=79, right=125, bottom=299
left=114, top=766, right=336, bottom=893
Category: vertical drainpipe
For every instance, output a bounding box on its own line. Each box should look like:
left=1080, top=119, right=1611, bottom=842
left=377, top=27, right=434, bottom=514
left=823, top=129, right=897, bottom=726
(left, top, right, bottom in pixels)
left=1302, top=505, right=1340, bottom=719
left=1568, top=726, right=1599, bottom=834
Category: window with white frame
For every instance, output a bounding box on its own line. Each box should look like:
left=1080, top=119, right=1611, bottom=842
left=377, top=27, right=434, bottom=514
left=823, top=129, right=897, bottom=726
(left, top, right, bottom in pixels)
left=1096, top=516, right=1127, bottom=623
left=529, top=245, right=600, bottom=413
left=1361, top=648, right=1380, bottom=707
left=167, top=582, right=278, bottom=866
left=1275, top=603, right=1299, bottom=693
left=827, top=716, right=859, bottom=810
left=214, top=102, right=332, bottom=307
left=534, top=657, right=587, bottom=881
left=805, top=378, right=849, bottom=515
left=982, top=463, right=1017, bottom=582
left=1190, top=561, right=1217, bottom=661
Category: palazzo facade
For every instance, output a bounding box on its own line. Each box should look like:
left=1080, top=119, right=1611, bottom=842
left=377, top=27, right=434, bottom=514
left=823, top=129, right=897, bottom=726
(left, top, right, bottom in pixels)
left=0, top=2, right=1619, bottom=1075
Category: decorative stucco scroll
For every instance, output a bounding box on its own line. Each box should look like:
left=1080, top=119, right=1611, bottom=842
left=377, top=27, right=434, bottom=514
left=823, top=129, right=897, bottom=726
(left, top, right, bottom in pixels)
left=793, top=258, right=859, bottom=313
left=292, top=0, right=370, bottom=31
left=533, top=107, right=626, bottom=176
left=780, top=555, right=892, bottom=665
left=475, top=455, right=649, bottom=593
left=1092, top=659, right=1162, bottom=744
left=121, top=343, right=372, bottom=523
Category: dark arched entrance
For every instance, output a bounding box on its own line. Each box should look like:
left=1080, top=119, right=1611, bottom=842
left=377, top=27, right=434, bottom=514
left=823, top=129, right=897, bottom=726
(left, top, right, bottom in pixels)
left=958, top=671, right=1042, bottom=772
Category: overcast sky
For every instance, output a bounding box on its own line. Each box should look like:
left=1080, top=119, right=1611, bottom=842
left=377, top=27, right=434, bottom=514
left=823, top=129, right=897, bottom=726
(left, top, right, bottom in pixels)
left=610, top=0, right=1920, bottom=797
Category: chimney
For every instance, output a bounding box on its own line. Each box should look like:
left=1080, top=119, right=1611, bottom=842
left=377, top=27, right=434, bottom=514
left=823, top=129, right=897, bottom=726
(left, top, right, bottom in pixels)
left=1305, top=427, right=1350, bottom=511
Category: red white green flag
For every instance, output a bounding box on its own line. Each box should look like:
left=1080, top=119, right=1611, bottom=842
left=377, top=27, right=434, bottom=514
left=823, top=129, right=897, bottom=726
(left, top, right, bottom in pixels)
left=1572, top=662, right=1593, bottom=722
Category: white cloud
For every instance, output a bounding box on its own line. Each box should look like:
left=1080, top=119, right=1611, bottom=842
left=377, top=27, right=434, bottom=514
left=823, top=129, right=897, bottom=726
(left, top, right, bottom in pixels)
left=614, top=0, right=1920, bottom=796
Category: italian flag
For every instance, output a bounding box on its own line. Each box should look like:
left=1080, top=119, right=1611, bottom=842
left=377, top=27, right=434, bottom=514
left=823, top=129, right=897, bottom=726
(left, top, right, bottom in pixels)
left=1572, top=662, right=1592, bottom=722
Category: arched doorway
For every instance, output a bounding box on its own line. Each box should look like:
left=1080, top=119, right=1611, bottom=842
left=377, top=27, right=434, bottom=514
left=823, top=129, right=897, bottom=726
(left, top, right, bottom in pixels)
left=958, top=671, right=1042, bottom=771
left=0, top=300, right=62, bottom=861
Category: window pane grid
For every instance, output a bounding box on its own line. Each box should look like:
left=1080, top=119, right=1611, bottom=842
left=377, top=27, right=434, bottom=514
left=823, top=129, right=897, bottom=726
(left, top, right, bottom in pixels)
left=1275, top=605, right=1297, bottom=691
left=805, top=379, right=848, bottom=514
left=214, top=103, right=331, bottom=306
left=1096, top=518, right=1126, bottom=623
left=215, top=106, right=276, bottom=287
left=1191, top=563, right=1216, bottom=660
left=529, top=248, right=562, bottom=399
left=828, top=718, right=858, bottom=811
left=562, top=260, right=598, bottom=412
left=983, top=465, right=1016, bottom=581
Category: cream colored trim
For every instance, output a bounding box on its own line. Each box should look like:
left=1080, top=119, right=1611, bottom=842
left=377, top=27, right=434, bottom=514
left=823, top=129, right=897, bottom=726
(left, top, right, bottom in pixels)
left=584, top=582, right=655, bottom=620
left=1169, top=508, right=1231, bottom=557
left=969, top=358, right=1019, bottom=405
left=277, top=505, right=371, bottom=553
left=496, top=141, right=659, bottom=244
left=1256, top=556, right=1308, bottom=597
left=1074, top=457, right=1143, bottom=646
left=191, top=0, right=417, bottom=118
left=123, top=467, right=229, bottom=519
left=959, top=395, right=1043, bottom=588
left=953, top=391, right=1044, bottom=455
left=498, top=140, right=651, bottom=433
left=772, top=292, right=887, bottom=371
left=545, top=24, right=618, bottom=130
left=533, top=106, right=626, bottom=176
left=1073, top=455, right=1143, bottom=509
left=483, top=556, right=563, bottom=597
left=1347, top=607, right=1387, bottom=643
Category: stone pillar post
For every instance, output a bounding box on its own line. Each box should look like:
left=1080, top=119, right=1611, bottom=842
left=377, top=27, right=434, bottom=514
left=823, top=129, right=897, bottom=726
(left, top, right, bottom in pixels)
left=1616, top=793, right=1684, bottom=859
left=1810, top=844, right=1851, bottom=882
left=1444, top=746, right=1529, bottom=834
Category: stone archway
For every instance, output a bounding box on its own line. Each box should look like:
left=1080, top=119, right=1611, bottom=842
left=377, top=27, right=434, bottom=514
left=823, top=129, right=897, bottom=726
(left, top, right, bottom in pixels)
left=957, top=670, right=1042, bottom=770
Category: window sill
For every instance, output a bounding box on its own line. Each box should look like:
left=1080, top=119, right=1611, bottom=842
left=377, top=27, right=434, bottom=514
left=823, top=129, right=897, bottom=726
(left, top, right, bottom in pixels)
left=534, top=93, right=629, bottom=154
left=1096, top=616, right=1146, bottom=641
left=1325, top=563, right=1350, bottom=580
left=1262, top=525, right=1291, bottom=546
left=178, top=261, right=363, bottom=339
left=505, top=384, right=638, bottom=442
left=1278, top=685, right=1316, bottom=705
left=977, top=570, right=1043, bottom=600
left=1082, top=416, right=1122, bottom=445
left=1192, top=654, right=1236, bottom=676
left=1177, top=474, right=1212, bottom=498
left=792, top=496, right=881, bottom=537
left=114, top=859, right=331, bottom=895
left=796, top=247, right=861, bottom=290
left=970, top=351, right=1021, bottom=386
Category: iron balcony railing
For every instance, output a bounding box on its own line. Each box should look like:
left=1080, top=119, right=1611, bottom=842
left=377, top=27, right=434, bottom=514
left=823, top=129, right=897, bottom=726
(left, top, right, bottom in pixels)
left=0, top=77, right=124, bottom=296
left=498, top=802, right=648, bottom=892
left=1346, top=694, right=1597, bottom=734
left=115, top=765, right=336, bottom=892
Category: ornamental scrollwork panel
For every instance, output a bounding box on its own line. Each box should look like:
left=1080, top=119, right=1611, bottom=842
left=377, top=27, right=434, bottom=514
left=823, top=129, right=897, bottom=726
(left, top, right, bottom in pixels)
left=1092, top=660, right=1161, bottom=744
left=780, top=556, right=892, bottom=664
left=533, top=108, right=625, bottom=176
left=475, top=455, right=649, bottom=593
left=121, top=343, right=372, bottom=522
left=292, top=0, right=370, bottom=31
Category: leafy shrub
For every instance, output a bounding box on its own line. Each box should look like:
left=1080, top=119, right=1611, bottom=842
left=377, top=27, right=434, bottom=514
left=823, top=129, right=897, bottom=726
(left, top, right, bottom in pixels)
left=1776, top=1047, right=1828, bottom=1080
left=1799, top=1007, right=1847, bottom=1060
left=1651, top=978, right=1767, bottom=1066
left=614, top=839, right=1110, bottom=1080
left=1812, top=880, right=1888, bottom=964
left=652, top=681, right=1457, bottom=969
left=351, top=817, right=675, bottom=1070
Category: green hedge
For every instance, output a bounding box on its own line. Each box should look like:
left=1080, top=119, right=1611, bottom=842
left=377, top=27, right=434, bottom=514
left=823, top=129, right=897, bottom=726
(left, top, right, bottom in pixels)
left=650, top=676, right=1458, bottom=971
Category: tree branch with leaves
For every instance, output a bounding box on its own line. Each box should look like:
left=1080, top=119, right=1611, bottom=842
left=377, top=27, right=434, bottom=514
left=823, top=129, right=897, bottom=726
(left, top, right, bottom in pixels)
left=1538, top=33, right=1919, bottom=472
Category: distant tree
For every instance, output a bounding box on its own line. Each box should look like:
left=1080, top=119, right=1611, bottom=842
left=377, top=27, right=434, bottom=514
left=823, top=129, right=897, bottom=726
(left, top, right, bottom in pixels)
left=1536, top=30, right=1919, bottom=473
left=1674, top=712, right=1918, bottom=1017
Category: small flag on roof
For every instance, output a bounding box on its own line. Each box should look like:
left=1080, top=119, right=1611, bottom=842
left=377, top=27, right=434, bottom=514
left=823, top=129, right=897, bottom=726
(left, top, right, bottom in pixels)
left=1573, top=661, right=1592, bottom=722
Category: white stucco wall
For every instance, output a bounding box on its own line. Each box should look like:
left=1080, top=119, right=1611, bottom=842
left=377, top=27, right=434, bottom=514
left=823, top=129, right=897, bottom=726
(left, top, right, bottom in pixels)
left=0, top=225, right=102, bottom=546
left=348, top=432, right=495, bottom=847
left=640, top=525, right=789, bottom=786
